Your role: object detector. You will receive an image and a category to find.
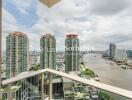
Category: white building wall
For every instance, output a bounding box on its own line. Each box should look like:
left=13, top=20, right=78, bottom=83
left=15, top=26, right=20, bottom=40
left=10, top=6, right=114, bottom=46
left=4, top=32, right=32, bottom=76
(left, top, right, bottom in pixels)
left=115, top=49, right=127, bottom=61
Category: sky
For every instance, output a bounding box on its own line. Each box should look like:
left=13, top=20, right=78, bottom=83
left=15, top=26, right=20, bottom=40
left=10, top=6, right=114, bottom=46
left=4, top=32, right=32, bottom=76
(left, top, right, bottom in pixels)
left=2, top=0, right=132, bottom=51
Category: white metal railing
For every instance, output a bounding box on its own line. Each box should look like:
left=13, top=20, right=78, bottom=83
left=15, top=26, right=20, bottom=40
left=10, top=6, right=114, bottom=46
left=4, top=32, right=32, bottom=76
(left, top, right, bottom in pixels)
left=2, top=68, right=132, bottom=99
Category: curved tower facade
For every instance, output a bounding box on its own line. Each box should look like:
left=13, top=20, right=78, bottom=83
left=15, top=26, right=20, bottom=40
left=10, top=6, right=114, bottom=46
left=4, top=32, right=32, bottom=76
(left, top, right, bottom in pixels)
left=6, top=32, right=29, bottom=78
left=40, top=34, right=56, bottom=69
left=65, top=34, right=80, bottom=73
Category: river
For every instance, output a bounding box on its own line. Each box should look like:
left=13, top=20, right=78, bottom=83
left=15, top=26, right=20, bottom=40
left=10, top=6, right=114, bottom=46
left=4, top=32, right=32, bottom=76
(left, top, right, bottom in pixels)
left=83, top=53, right=132, bottom=100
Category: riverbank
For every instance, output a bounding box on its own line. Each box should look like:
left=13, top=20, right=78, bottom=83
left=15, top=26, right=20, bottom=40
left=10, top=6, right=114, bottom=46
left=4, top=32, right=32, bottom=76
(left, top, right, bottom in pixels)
left=103, top=55, right=132, bottom=69
left=80, top=60, right=114, bottom=100
left=83, top=53, right=132, bottom=91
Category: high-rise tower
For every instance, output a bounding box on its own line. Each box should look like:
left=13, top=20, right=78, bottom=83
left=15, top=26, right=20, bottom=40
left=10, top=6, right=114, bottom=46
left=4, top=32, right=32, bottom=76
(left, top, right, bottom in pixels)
left=65, top=34, right=80, bottom=73
left=40, top=34, right=56, bottom=69
left=109, top=43, right=116, bottom=60
left=6, top=32, right=29, bottom=79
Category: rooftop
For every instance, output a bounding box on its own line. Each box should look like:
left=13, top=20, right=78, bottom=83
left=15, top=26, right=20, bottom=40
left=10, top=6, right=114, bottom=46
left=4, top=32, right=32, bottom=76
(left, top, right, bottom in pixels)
left=41, top=34, right=55, bottom=38
left=66, top=34, right=78, bottom=38
left=9, top=32, right=28, bottom=38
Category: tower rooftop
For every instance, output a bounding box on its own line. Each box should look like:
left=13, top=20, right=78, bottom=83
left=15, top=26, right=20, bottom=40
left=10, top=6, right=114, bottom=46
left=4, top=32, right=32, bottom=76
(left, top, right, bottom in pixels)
left=9, top=31, right=28, bottom=38
left=41, top=33, right=55, bottom=38
left=66, top=34, right=78, bottom=38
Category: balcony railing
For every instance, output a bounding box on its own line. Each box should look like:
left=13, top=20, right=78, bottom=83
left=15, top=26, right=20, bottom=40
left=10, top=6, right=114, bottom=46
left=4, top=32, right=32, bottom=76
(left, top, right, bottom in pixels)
left=1, top=68, right=132, bottom=100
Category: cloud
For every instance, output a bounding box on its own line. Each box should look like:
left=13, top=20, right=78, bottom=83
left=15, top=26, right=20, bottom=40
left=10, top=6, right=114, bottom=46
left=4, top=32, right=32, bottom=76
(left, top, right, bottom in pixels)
left=89, top=0, right=132, bottom=16
left=2, top=8, right=19, bottom=33
left=2, top=7, right=19, bottom=51
left=32, top=0, right=132, bottom=50
left=3, top=0, right=132, bottom=51
left=2, top=7, right=37, bottom=51
left=10, top=0, right=34, bottom=15
left=80, top=14, right=132, bottom=50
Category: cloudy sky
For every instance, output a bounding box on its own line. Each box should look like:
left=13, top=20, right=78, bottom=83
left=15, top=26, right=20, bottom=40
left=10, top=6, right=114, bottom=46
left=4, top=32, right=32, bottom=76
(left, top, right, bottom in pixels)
left=2, top=0, right=132, bottom=51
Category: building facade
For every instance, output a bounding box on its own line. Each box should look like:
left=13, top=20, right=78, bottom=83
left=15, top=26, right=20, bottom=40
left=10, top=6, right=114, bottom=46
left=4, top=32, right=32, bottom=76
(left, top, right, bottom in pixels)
left=115, top=49, right=127, bottom=62
left=6, top=32, right=29, bottom=79
left=126, top=50, right=132, bottom=58
left=65, top=34, right=80, bottom=73
left=40, top=34, right=56, bottom=69
left=109, top=43, right=116, bottom=60
left=29, top=51, right=40, bottom=65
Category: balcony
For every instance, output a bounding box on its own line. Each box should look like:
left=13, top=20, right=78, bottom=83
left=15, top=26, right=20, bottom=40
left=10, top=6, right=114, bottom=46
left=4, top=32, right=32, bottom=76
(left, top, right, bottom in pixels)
left=1, top=0, right=132, bottom=100
left=1, top=68, right=132, bottom=100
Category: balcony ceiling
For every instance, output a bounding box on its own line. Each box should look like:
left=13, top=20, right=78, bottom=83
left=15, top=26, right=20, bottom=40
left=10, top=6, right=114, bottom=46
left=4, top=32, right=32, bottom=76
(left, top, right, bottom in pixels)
left=39, top=0, right=61, bottom=8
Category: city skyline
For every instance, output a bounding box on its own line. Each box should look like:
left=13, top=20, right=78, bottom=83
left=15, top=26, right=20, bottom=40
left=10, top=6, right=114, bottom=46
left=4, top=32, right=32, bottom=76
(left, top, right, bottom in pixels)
left=1, top=0, right=132, bottom=100
left=2, top=0, right=132, bottom=51
left=2, top=32, right=132, bottom=52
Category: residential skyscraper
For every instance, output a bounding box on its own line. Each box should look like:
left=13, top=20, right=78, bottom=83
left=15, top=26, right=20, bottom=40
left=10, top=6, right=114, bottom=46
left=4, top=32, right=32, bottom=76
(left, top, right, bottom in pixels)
left=6, top=32, right=29, bottom=79
left=109, top=43, right=116, bottom=60
left=65, top=34, right=80, bottom=73
left=40, top=34, right=56, bottom=69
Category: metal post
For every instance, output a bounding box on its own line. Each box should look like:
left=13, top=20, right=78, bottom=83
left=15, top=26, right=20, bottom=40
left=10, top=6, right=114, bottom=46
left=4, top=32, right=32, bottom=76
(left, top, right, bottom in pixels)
left=7, top=84, right=12, bottom=100
left=0, top=0, right=2, bottom=98
left=41, top=73, right=45, bottom=100
left=48, top=73, right=52, bottom=100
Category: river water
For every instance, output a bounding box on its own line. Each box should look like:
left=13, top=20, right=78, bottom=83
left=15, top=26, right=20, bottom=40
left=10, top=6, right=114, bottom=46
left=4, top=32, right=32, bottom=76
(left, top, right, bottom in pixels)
left=83, top=53, right=132, bottom=100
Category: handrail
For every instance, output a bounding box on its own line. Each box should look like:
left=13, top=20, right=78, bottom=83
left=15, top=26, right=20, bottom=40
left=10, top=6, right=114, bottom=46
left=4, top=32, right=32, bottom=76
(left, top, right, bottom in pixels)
left=2, top=68, right=132, bottom=99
